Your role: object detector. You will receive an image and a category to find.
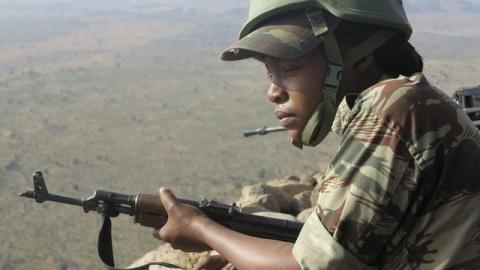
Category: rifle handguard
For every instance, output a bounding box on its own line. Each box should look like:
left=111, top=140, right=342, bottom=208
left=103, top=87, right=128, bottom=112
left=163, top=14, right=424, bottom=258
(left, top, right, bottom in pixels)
left=134, top=194, right=167, bottom=228
left=134, top=194, right=198, bottom=228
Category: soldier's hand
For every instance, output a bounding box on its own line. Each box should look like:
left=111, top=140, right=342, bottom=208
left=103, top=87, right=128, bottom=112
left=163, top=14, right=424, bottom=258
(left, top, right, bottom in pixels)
left=193, top=254, right=232, bottom=270
left=152, top=187, right=211, bottom=252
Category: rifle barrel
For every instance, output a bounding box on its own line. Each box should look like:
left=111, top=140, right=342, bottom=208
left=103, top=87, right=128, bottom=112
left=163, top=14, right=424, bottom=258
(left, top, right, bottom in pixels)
left=242, top=126, right=287, bottom=137
left=19, top=189, right=84, bottom=207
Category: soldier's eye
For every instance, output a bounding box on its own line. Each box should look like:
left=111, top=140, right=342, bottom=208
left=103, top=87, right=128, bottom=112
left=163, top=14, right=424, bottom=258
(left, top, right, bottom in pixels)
left=282, top=65, right=300, bottom=77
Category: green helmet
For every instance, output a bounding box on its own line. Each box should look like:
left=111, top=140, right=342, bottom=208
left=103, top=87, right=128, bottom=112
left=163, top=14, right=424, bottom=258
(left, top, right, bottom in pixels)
left=240, top=0, right=411, bottom=40
left=222, top=0, right=412, bottom=63
left=221, top=0, right=412, bottom=149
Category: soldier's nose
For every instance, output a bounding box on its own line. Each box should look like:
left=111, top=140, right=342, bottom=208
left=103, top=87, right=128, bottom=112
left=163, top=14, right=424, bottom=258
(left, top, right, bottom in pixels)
left=267, top=83, right=288, bottom=104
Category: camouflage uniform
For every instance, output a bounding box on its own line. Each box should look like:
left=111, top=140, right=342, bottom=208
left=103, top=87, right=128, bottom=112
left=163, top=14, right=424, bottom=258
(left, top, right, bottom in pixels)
left=293, top=74, right=480, bottom=269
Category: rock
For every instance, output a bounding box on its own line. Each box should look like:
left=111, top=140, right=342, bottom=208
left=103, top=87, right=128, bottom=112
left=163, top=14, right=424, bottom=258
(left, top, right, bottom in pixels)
left=267, top=178, right=314, bottom=197
left=300, top=173, right=317, bottom=186
left=240, top=183, right=267, bottom=198
left=238, top=176, right=317, bottom=215
left=285, top=175, right=301, bottom=182
left=238, top=184, right=284, bottom=212
left=128, top=244, right=212, bottom=270
left=290, top=191, right=312, bottom=215
left=240, top=183, right=284, bottom=199
left=238, top=204, right=269, bottom=213
left=238, top=193, right=280, bottom=213
left=296, top=207, right=315, bottom=223
left=274, top=194, right=296, bottom=214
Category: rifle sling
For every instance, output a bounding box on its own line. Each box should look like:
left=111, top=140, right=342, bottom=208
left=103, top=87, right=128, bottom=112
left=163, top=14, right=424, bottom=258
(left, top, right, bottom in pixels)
left=99, top=213, right=185, bottom=270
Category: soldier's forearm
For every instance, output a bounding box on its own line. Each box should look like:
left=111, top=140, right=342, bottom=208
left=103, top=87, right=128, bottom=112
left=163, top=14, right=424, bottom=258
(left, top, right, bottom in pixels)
left=198, top=217, right=300, bottom=270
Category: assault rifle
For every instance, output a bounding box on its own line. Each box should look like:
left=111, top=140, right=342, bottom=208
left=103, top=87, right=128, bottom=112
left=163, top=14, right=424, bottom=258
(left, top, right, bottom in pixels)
left=20, top=171, right=303, bottom=269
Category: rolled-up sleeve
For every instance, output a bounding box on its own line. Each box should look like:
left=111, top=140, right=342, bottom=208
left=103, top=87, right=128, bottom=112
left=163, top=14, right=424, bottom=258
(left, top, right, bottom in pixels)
left=292, top=213, right=377, bottom=270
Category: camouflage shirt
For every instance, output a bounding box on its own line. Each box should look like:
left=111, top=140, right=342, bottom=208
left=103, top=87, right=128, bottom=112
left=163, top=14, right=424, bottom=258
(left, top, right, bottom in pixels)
left=293, top=74, right=480, bottom=269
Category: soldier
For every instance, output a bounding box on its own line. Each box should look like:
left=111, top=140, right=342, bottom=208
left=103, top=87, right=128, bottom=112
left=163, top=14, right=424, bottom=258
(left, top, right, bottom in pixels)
left=153, top=0, right=480, bottom=269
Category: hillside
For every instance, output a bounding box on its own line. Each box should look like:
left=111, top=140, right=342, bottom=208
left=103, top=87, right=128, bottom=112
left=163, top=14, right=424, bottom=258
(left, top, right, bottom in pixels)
left=1, top=1, right=479, bottom=269
left=404, top=0, right=480, bottom=12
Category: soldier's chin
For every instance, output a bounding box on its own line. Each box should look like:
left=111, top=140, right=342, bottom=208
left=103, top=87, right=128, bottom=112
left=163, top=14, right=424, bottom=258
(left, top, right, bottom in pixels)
left=288, top=129, right=301, bottom=142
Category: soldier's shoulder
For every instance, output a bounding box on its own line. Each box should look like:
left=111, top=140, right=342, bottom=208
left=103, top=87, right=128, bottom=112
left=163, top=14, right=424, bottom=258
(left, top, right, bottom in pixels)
left=362, top=73, right=442, bottom=110
left=356, top=73, right=472, bottom=141
left=358, top=73, right=453, bottom=120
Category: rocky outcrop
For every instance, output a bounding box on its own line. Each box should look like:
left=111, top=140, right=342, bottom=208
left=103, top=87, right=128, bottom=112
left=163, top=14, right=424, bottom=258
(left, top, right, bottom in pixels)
left=235, top=173, right=318, bottom=218
left=128, top=245, right=214, bottom=269
left=130, top=172, right=324, bottom=269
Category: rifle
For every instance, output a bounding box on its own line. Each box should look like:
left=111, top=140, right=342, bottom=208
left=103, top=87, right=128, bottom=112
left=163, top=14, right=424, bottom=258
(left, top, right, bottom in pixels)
left=20, top=171, right=303, bottom=269
left=242, top=126, right=287, bottom=137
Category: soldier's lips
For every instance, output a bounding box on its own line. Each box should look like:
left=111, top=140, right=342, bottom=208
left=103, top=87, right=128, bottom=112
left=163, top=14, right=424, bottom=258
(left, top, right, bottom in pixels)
left=275, top=111, right=295, bottom=127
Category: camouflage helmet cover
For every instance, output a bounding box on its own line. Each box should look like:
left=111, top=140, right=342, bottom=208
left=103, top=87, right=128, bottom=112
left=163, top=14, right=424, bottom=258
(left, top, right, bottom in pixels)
left=221, top=0, right=412, bottom=61
left=240, top=0, right=412, bottom=40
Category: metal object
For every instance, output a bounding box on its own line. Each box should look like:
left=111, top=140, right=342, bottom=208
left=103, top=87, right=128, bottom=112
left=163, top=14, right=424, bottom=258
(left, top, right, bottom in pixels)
left=20, top=171, right=137, bottom=216
left=20, top=171, right=304, bottom=243
left=243, top=126, right=287, bottom=137
left=452, top=85, right=480, bottom=129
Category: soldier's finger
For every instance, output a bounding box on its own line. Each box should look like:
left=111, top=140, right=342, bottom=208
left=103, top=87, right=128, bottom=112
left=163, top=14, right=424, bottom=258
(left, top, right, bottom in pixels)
left=158, top=187, right=179, bottom=212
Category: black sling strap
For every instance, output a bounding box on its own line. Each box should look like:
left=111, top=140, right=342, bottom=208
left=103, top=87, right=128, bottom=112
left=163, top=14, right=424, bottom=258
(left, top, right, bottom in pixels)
left=98, top=207, right=184, bottom=270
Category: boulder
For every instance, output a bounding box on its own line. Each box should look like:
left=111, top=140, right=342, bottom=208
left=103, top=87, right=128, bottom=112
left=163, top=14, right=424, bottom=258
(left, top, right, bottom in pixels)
left=284, top=175, right=301, bottom=182
left=237, top=175, right=316, bottom=215
left=238, top=193, right=281, bottom=213
left=128, top=244, right=212, bottom=270
left=300, top=173, right=318, bottom=186
left=239, top=183, right=284, bottom=200
left=289, top=191, right=312, bottom=215
left=267, top=178, right=314, bottom=198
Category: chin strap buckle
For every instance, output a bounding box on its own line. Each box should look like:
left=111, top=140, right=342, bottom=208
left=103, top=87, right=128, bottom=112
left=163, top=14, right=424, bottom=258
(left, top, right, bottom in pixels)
left=324, top=63, right=343, bottom=91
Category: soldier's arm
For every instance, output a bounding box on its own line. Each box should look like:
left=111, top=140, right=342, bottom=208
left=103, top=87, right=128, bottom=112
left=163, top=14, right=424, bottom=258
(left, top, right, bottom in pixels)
left=154, top=187, right=301, bottom=270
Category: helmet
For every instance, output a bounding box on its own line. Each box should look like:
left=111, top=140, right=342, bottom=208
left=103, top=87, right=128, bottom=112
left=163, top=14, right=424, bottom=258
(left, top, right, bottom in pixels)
left=240, top=0, right=411, bottom=40
left=223, top=0, right=412, bottom=63
left=221, top=0, right=412, bottom=148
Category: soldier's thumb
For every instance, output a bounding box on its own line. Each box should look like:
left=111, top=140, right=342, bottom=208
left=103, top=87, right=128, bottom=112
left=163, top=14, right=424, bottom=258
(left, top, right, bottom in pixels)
left=158, top=187, right=178, bottom=213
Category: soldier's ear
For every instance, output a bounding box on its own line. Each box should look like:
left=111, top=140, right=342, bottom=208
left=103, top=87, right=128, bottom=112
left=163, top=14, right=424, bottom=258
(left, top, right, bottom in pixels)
left=354, top=54, right=375, bottom=74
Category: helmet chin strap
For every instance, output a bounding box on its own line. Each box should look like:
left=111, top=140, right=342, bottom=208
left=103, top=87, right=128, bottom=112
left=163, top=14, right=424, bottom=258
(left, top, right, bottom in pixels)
left=293, top=9, right=343, bottom=149
left=293, top=9, right=398, bottom=149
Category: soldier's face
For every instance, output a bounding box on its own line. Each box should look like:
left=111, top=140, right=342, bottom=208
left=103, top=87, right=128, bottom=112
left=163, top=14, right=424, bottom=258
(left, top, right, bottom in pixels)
left=264, top=49, right=328, bottom=141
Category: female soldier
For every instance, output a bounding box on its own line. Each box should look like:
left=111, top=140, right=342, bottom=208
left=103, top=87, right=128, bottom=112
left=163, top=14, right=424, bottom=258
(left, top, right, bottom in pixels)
left=153, top=0, right=480, bottom=269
